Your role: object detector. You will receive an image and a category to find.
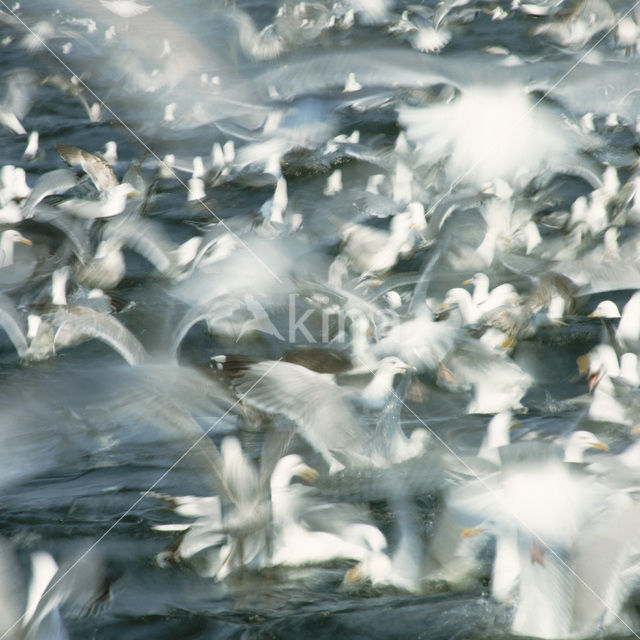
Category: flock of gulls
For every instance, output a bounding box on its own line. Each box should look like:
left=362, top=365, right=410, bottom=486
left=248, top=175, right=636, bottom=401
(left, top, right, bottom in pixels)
left=0, top=0, right=640, bottom=638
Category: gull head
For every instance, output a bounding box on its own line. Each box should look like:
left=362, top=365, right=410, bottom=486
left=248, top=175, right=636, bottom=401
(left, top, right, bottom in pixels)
left=271, top=454, right=318, bottom=492
left=579, top=344, right=619, bottom=391
left=376, top=356, right=414, bottom=376
left=588, top=300, right=620, bottom=318
left=1, top=229, right=32, bottom=247
left=563, top=430, right=608, bottom=463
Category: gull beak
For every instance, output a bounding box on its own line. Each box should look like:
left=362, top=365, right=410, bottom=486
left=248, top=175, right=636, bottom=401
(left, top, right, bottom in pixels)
left=589, top=440, right=609, bottom=452
left=439, top=301, right=450, bottom=312
left=587, top=371, right=602, bottom=392
left=460, top=526, right=484, bottom=538
left=577, top=354, right=590, bottom=377
left=438, top=362, right=457, bottom=386
left=501, top=336, right=516, bottom=349
left=509, top=420, right=522, bottom=430
left=462, top=278, right=472, bottom=285
left=127, top=189, right=141, bottom=198
left=18, top=236, right=32, bottom=246
left=631, top=424, right=640, bottom=437
left=344, top=565, right=364, bottom=583
left=299, top=466, right=319, bottom=483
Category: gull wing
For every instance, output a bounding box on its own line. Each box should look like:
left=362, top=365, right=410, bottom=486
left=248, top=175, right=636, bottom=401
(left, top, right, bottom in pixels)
left=21, top=169, right=78, bottom=219
left=105, top=218, right=176, bottom=276
left=56, top=143, right=119, bottom=192
left=45, top=305, right=147, bottom=366
left=0, top=292, right=27, bottom=358
left=216, top=356, right=371, bottom=470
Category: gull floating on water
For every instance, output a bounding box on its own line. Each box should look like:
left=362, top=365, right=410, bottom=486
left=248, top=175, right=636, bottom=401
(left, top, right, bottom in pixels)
left=450, top=427, right=626, bottom=639
left=155, top=437, right=385, bottom=578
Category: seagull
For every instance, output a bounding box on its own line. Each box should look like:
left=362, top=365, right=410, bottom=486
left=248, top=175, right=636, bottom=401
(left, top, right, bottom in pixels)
left=102, top=218, right=201, bottom=279
left=0, top=68, right=37, bottom=135
left=588, top=300, right=620, bottom=318
left=24, top=266, right=134, bottom=361
left=21, top=169, right=78, bottom=219
left=0, top=164, right=30, bottom=201
left=615, top=291, right=640, bottom=353
left=269, top=454, right=386, bottom=567
left=343, top=72, right=362, bottom=93
left=438, top=338, right=533, bottom=414
left=0, top=229, right=32, bottom=268
left=450, top=433, right=623, bottom=639
left=0, top=538, right=108, bottom=640
left=22, top=130, right=39, bottom=160
left=477, top=411, right=517, bottom=466
left=0, top=291, right=28, bottom=358
left=340, top=209, right=423, bottom=275
left=27, top=304, right=147, bottom=365
left=463, top=273, right=520, bottom=311
left=213, top=354, right=413, bottom=472
left=370, top=307, right=459, bottom=373
left=440, top=287, right=484, bottom=326
left=55, top=143, right=139, bottom=219
left=562, top=430, right=609, bottom=464
left=155, top=439, right=385, bottom=577
left=154, top=434, right=277, bottom=578
left=580, top=343, right=640, bottom=427
left=58, top=182, right=139, bottom=220
left=75, top=236, right=126, bottom=290
left=56, top=143, right=119, bottom=192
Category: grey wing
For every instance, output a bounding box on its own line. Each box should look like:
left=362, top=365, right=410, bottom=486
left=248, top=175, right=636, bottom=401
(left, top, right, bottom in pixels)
left=105, top=219, right=176, bottom=275
left=220, top=358, right=371, bottom=467
left=256, top=425, right=296, bottom=496
left=0, top=538, right=24, bottom=640
left=0, top=293, right=27, bottom=357
left=45, top=306, right=147, bottom=365
left=56, top=143, right=118, bottom=191
left=31, top=204, right=91, bottom=261
left=3, top=67, right=38, bottom=119
left=171, top=294, right=247, bottom=354
left=22, top=169, right=78, bottom=218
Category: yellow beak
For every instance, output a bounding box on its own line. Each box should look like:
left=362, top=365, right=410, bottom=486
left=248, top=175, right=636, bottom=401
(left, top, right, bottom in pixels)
left=576, top=354, right=590, bottom=376
left=299, top=466, right=319, bottom=483
left=344, top=565, right=363, bottom=582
